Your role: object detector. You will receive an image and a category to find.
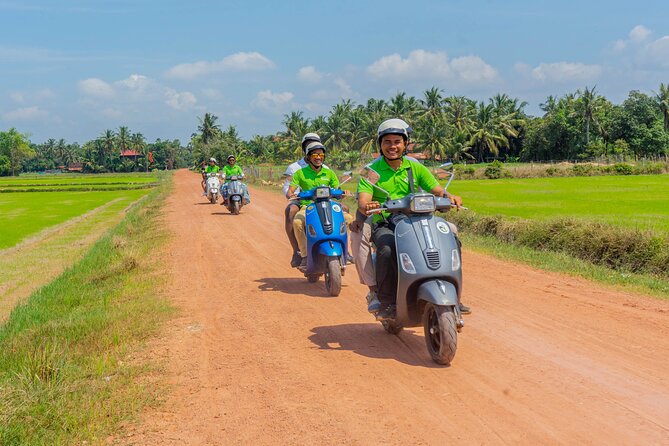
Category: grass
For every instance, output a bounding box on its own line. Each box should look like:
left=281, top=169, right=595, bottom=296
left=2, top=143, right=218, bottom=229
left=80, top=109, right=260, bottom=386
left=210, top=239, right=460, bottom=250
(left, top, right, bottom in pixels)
left=447, top=175, right=669, bottom=233
left=0, top=175, right=173, bottom=445
left=0, top=189, right=151, bottom=249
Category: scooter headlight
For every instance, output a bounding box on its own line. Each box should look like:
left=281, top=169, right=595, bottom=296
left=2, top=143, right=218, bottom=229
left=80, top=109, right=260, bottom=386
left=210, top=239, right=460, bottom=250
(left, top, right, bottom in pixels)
left=410, top=195, right=436, bottom=213
left=399, top=253, right=417, bottom=274
left=315, top=187, right=331, bottom=199
left=451, top=249, right=461, bottom=271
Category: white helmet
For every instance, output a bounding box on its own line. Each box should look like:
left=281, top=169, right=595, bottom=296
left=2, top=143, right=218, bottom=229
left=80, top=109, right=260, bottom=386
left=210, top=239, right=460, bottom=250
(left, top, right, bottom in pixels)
left=304, top=141, right=326, bottom=158
left=301, top=133, right=321, bottom=154
left=209, top=157, right=217, bottom=163
left=376, top=118, right=411, bottom=147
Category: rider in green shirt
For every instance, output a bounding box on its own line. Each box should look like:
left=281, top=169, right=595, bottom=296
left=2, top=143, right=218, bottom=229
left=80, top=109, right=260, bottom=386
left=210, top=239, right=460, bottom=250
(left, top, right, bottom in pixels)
left=286, top=142, right=352, bottom=269
left=356, top=118, right=469, bottom=318
left=221, top=155, right=250, bottom=204
left=201, top=157, right=220, bottom=195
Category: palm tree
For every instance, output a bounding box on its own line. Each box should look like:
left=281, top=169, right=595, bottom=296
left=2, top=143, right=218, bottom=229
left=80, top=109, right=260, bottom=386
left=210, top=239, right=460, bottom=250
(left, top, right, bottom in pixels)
left=416, top=114, right=450, bottom=161
left=116, top=126, right=131, bottom=154
left=197, top=113, right=222, bottom=145
left=540, top=95, right=558, bottom=116
left=654, top=82, right=669, bottom=132
left=98, top=129, right=116, bottom=166
left=576, top=86, right=602, bottom=146
left=420, top=87, right=445, bottom=120
left=470, top=102, right=511, bottom=161
left=280, top=111, right=309, bottom=157
left=444, top=96, right=476, bottom=133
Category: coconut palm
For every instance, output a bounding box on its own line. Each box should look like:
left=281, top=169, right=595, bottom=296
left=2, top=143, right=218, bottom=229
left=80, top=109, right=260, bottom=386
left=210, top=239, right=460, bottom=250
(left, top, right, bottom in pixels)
left=654, top=82, right=669, bottom=132
left=470, top=102, right=511, bottom=161
left=280, top=111, right=310, bottom=157
left=420, top=87, right=445, bottom=120
left=197, top=113, right=222, bottom=145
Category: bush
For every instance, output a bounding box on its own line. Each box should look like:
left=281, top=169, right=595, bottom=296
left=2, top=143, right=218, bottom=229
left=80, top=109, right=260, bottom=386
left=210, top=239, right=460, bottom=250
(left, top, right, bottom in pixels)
left=447, top=211, right=669, bottom=277
left=572, top=163, right=595, bottom=176
left=613, top=163, right=633, bottom=175
left=545, top=166, right=558, bottom=176
left=484, top=160, right=505, bottom=179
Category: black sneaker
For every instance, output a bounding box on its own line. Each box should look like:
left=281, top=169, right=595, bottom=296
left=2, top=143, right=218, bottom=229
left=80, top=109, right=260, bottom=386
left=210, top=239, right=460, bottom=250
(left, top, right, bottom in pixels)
left=375, top=304, right=396, bottom=321
left=459, top=303, right=472, bottom=315
left=290, top=252, right=302, bottom=268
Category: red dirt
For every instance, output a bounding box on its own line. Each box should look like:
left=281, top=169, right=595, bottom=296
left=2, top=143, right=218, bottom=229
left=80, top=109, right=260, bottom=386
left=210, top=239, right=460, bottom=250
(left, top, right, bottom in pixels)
left=119, top=170, right=669, bottom=445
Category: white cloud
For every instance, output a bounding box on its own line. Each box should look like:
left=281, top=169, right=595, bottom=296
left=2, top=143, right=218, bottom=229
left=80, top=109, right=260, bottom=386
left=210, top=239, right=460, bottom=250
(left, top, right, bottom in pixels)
left=166, top=52, right=275, bottom=79
left=251, top=90, right=294, bottom=114
left=366, top=49, right=498, bottom=85
left=367, top=50, right=451, bottom=81
left=3, top=106, right=48, bottom=121
left=334, top=78, right=353, bottom=98
left=201, top=88, right=223, bottom=99
left=450, top=56, right=498, bottom=82
left=297, top=66, right=324, bottom=83
left=530, top=62, right=602, bottom=83
left=629, top=25, right=651, bottom=43
left=115, top=74, right=151, bottom=92
left=9, top=92, right=24, bottom=103
left=644, top=35, right=669, bottom=67
left=165, top=89, right=197, bottom=110
left=79, top=78, right=115, bottom=98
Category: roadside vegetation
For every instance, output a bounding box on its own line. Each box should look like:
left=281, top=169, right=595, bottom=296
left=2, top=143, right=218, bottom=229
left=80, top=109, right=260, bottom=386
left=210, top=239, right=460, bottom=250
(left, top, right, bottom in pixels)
left=0, top=175, right=173, bottom=444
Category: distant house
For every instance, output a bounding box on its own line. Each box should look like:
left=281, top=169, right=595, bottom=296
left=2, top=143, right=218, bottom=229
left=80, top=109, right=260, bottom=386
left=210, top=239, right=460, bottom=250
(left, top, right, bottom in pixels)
left=120, top=150, right=143, bottom=162
left=58, top=163, right=84, bottom=172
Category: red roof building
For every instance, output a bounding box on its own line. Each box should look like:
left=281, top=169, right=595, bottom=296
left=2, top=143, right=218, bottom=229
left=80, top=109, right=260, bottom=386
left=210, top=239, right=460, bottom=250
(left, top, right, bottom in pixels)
left=120, top=150, right=142, bottom=157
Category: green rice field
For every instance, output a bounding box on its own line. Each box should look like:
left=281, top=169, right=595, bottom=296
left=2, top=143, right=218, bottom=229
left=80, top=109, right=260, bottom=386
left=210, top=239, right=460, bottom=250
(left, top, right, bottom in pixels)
left=0, top=173, right=161, bottom=249
left=447, top=175, right=669, bottom=233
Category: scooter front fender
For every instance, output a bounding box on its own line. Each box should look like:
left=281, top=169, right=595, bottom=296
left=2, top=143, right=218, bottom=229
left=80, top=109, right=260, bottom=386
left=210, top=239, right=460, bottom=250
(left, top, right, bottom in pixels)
left=417, top=279, right=458, bottom=307
left=317, top=242, right=343, bottom=258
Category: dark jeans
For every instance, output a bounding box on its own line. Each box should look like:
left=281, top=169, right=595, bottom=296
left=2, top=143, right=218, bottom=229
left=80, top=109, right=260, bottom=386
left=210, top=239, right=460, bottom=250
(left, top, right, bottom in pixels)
left=372, top=222, right=397, bottom=306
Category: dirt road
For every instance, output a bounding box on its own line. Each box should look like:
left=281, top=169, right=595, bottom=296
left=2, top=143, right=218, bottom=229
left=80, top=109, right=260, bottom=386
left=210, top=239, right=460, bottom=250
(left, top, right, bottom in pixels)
left=119, top=170, right=669, bottom=445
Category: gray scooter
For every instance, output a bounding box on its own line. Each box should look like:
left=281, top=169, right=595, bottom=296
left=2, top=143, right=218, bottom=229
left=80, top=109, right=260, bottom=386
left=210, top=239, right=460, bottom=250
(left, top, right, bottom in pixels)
left=365, top=164, right=465, bottom=365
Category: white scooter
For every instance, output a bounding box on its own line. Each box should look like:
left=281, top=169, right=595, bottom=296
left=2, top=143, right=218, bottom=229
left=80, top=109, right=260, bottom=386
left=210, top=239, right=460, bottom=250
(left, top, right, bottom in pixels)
left=205, top=173, right=222, bottom=204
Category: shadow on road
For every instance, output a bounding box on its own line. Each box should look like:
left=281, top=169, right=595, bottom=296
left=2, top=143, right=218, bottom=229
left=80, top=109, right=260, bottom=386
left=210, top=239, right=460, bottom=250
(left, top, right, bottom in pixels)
left=255, top=277, right=338, bottom=298
left=308, top=323, right=444, bottom=368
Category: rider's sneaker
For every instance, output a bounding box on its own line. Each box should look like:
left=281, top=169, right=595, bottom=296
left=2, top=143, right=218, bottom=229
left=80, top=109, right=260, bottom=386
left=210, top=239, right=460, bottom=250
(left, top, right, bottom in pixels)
left=290, top=252, right=302, bottom=268
left=298, top=257, right=307, bottom=271
left=366, top=292, right=381, bottom=313
left=346, top=254, right=355, bottom=264
left=375, top=304, right=396, bottom=321
left=459, top=302, right=472, bottom=315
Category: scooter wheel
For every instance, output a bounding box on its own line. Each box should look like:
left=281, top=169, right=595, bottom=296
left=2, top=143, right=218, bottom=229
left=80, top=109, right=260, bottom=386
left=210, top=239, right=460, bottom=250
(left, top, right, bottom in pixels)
left=325, top=257, right=341, bottom=296
left=423, top=303, right=458, bottom=365
left=306, top=274, right=319, bottom=283
left=232, top=201, right=240, bottom=215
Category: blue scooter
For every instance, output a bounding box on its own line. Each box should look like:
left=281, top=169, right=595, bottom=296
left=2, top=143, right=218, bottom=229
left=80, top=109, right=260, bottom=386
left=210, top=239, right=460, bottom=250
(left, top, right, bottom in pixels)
left=296, top=172, right=352, bottom=296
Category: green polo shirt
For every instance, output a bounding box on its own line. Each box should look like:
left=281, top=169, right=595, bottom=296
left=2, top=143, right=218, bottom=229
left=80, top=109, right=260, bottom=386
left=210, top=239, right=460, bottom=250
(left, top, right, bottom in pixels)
left=204, top=165, right=220, bottom=173
left=290, top=165, right=340, bottom=206
left=357, top=156, right=439, bottom=222
left=223, top=164, right=244, bottom=178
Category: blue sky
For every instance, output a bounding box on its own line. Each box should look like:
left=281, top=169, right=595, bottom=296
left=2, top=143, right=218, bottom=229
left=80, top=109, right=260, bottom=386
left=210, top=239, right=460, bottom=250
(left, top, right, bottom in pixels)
left=1, top=0, right=668, bottom=144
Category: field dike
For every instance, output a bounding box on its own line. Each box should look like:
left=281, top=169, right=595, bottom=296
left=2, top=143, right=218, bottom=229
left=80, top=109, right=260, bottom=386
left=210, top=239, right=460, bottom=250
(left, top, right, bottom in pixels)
left=0, top=176, right=173, bottom=444
left=447, top=211, right=669, bottom=279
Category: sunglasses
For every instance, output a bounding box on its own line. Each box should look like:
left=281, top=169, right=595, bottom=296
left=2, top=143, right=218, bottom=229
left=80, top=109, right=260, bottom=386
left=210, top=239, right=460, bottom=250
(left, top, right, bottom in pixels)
left=310, top=153, right=325, bottom=159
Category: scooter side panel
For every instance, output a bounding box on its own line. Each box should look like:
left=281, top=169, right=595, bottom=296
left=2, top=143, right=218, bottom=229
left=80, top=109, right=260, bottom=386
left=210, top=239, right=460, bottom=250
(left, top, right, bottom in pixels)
left=304, top=202, right=348, bottom=274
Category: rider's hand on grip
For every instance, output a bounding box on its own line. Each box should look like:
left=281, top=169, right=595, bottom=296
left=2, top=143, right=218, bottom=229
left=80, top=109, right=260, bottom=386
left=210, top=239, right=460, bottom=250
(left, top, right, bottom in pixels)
left=364, top=201, right=381, bottom=215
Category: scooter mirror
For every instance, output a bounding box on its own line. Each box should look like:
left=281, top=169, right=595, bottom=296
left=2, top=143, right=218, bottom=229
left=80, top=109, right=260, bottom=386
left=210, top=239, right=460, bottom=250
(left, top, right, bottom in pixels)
left=438, top=162, right=454, bottom=170
left=340, top=170, right=353, bottom=184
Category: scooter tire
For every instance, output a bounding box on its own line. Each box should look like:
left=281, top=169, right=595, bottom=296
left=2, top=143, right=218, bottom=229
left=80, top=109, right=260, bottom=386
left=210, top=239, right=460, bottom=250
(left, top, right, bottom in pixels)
left=325, top=257, right=341, bottom=296
left=232, top=201, right=240, bottom=215
left=423, top=303, right=458, bottom=365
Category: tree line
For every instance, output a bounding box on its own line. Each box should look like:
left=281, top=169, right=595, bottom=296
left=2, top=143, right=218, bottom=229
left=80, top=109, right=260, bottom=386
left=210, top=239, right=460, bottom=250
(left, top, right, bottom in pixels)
left=192, top=84, right=669, bottom=169
left=0, top=126, right=192, bottom=175
left=2, top=83, right=668, bottom=175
